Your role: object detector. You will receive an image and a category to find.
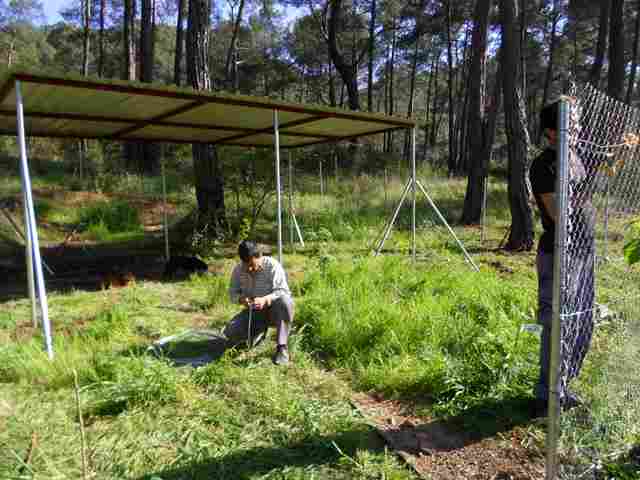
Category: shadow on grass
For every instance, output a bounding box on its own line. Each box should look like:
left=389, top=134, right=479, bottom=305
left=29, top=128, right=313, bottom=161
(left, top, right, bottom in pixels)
left=136, top=427, right=385, bottom=480
left=378, top=394, right=537, bottom=452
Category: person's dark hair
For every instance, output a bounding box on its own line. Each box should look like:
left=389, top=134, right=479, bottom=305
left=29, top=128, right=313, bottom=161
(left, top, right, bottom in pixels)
left=238, top=240, right=260, bottom=262
left=540, top=101, right=559, bottom=132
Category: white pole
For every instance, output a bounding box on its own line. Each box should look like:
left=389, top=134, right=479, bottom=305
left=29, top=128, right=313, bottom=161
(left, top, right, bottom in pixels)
left=161, top=146, right=170, bottom=262
left=288, top=151, right=294, bottom=246
left=274, top=110, right=283, bottom=265
left=16, top=80, right=53, bottom=359
left=23, top=191, right=37, bottom=327
left=411, top=127, right=417, bottom=262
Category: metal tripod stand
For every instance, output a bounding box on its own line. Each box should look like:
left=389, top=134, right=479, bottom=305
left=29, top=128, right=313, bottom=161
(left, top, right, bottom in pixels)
left=372, top=128, right=479, bottom=272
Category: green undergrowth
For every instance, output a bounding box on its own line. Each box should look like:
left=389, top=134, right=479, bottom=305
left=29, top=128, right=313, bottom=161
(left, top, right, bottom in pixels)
left=298, top=255, right=539, bottom=416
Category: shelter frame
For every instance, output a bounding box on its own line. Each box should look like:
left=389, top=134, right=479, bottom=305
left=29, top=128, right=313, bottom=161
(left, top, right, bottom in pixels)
left=1, top=70, right=476, bottom=358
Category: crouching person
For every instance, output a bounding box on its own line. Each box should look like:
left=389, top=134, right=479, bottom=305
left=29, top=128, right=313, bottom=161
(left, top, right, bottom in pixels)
left=225, top=240, right=294, bottom=365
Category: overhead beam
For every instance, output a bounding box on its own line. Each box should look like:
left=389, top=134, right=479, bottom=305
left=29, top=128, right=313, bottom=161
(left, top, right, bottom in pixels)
left=0, top=110, right=341, bottom=140
left=213, top=115, right=330, bottom=145
left=108, top=100, right=205, bottom=139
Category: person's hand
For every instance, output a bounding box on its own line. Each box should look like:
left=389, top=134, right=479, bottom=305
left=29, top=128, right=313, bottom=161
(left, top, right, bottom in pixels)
left=251, top=296, right=268, bottom=310
left=240, top=296, right=252, bottom=307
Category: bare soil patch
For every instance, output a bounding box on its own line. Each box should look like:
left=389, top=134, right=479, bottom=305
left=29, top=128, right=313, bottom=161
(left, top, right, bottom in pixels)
left=352, top=392, right=545, bottom=480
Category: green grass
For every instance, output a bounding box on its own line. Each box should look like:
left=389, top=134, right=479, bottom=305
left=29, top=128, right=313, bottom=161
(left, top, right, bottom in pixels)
left=1, top=168, right=640, bottom=478
left=297, top=256, right=538, bottom=415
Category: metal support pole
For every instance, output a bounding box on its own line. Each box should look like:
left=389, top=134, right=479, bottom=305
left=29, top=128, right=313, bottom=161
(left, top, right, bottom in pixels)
left=274, top=110, right=283, bottom=265
left=411, top=127, right=417, bottom=262
left=161, top=146, right=170, bottom=262
left=416, top=180, right=480, bottom=272
left=16, top=80, right=53, bottom=359
left=288, top=151, right=294, bottom=246
left=546, top=98, right=570, bottom=480
left=23, top=193, right=37, bottom=327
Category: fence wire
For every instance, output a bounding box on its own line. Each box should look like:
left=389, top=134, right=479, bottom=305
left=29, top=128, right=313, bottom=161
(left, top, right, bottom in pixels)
left=551, top=84, right=640, bottom=478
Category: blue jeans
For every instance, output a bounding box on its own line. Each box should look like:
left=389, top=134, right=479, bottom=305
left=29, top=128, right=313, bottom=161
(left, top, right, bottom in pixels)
left=535, top=250, right=595, bottom=401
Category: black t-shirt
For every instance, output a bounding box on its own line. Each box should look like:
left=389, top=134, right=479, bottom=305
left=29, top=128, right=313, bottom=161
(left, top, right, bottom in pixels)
left=529, top=147, right=596, bottom=255
left=530, top=148, right=556, bottom=253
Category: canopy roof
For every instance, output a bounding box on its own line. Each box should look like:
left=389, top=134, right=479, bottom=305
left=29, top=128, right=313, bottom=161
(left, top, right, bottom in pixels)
left=0, top=70, right=416, bottom=148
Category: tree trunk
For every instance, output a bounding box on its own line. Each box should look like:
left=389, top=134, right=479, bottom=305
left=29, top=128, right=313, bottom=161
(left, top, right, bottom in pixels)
left=82, top=0, right=91, bottom=75
left=123, top=0, right=138, bottom=172
left=499, top=0, right=534, bottom=251
left=430, top=58, right=440, bottom=146
left=607, top=0, right=625, bottom=100
left=387, top=18, right=397, bottom=154
left=446, top=0, right=455, bottom=174
left=367, top=0, right=377, bottom=112
left=461, top=0, right=491, bottom=224
left=327, top=0, right=360, bottom=110
left=423, top=55, right=436, bottom=160
left=328, top=59, right=336, bottom=106
left=98, top=0, right=105, bottom=77
left=626, top=0, right=640, bottom=105
left=123, top=0, right=136, bottom=82
left=539, top=0, right=560, bottom=141
left=174, top=0, right=185, bottom=85
left=187, top=0, right=226, bottom=229
left=140, top=0, right=155, bottom=83
left=588, top=0, right=610, bottom=88
left=140, top=0, right=157, bottom=174
left=224, top=0, right=246, bottom=90
left=404, top=36, right=421, bottom=161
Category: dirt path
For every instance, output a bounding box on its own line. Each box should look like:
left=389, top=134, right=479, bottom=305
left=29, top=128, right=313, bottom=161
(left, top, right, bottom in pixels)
left=351, top=392, right=545, bottom=480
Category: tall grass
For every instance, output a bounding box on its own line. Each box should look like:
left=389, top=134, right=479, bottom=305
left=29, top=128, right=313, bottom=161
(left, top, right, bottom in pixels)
left=298, top=256, right=539, bottom=415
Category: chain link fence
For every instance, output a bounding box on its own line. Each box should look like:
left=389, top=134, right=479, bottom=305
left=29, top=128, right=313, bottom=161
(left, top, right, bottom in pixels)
left=548, top=85, right=640, bottom=478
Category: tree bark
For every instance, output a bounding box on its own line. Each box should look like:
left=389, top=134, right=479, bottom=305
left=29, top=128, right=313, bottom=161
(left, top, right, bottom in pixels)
left=140, top=0, right=155, bottom=83
left=387, top=18, right=397, bottom=154
left=461, top=0, right=492, bottom=224
left=446, top=0, right=455, bottom=174
left=187, top=0, right=226, bottom=229
left=588, top=0, right=610, bottom=88
left=430, top=57, right=440, bottom=147
left=224, top=0, right=246, bottom=90
left=404, top=36, right=421, bottom=161
left=140, top=0, right=157, bottom=174
left=174, top=0, right=185, bottom=85
left=607, top=0, right=625, bottom=100
left=98, top=0, right=105, bottom=77
left=82, top=0, right=91, bottom=76
left=123, top=0, right=136, bottom=82
left=327, top=0, right=360, bottom=110
left=539, top=0, right=560, bottom=141
left=122, top=0, right=138, bottom=172
left=367, top=0, right=377, bottom=112
left=499, top=0, right=534, bottom=251
left=627, top=0, right=640, bottom=104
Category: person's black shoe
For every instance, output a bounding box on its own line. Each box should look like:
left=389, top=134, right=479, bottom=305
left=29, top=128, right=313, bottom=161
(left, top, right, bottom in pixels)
left=529, top=398, right=548, bottom=418
left=272, top=345, right=290, bottom=365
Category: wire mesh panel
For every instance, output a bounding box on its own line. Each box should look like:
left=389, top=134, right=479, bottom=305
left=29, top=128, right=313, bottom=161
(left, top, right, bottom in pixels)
left=550, top=85, right=640, bottom=478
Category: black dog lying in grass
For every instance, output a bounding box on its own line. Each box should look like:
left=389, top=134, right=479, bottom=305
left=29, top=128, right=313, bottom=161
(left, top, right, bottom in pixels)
left=163, top=255, right=208, bottom=279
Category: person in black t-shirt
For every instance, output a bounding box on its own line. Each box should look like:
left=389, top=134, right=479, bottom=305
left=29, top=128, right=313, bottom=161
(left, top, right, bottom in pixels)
left=529, top=101, right=595, bottom=417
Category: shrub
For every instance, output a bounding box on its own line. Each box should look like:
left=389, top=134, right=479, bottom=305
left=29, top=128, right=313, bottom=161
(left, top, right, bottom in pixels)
left=78, top=200, right=143, bottom=234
